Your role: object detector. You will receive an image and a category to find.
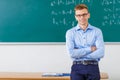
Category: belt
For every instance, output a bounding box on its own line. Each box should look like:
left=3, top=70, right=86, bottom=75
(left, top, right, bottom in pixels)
left=73, top=60, right=98, bottom=65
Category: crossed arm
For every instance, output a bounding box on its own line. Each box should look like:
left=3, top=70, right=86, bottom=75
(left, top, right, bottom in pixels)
left=66, top=30, right=104, bottom=60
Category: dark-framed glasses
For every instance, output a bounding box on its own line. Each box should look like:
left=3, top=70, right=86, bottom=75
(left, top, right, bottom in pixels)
left=75, top=13, right=89, bottom=17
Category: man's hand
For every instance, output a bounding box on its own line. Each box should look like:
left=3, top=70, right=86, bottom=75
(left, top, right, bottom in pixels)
left=91, top=46, right=97, bottom=52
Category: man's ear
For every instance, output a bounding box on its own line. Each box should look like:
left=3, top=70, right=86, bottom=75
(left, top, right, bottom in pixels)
left=88, top=13, right=90, bottom=19
left=75, top=15, right=77, bottom=21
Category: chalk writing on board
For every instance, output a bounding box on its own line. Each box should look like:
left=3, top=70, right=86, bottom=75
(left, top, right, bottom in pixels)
left=51, top=0, right=92, bottom=6
left=50, top=0, right=120, bottom=27
left=50, top=0, right=93, bottom=27
left=102, top=0, right=120, bottom=26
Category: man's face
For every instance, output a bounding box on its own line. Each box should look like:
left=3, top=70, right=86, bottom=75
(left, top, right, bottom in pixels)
left=75, top=9, right=90, bottom=25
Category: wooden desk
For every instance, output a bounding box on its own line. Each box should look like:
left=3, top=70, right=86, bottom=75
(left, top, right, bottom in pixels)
left=0, top=72, right=108, bottom=80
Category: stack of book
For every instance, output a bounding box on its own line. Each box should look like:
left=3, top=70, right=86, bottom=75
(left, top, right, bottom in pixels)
left=42, top=72, right=70, bottom=77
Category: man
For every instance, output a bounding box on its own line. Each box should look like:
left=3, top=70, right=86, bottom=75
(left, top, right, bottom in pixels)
left=66, top=4, right=104, bottom=80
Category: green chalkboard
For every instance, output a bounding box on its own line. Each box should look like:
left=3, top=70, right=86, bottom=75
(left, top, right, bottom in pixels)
left=0, top=0, right=120, bottom=42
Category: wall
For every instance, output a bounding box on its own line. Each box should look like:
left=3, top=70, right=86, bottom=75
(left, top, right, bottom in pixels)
left=0, top=44, right=119, bottom=80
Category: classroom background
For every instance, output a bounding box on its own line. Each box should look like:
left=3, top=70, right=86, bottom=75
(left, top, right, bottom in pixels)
left=0, top=0, right=120, bottom=80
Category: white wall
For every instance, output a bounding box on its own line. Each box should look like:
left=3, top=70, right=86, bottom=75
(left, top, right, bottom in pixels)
left=0, top=44, right=119, bottom=80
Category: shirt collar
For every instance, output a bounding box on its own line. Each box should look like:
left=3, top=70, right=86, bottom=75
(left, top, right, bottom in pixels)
left=75, top=24, right=93, bottom=31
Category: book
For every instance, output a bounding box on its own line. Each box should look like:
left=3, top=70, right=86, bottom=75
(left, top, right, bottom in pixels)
left=42, top=72, right=63, bottom=77
left=63, top=73, right=70, bottom=76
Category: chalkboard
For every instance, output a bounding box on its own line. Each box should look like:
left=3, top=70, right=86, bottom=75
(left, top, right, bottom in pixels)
left=0, top=0, right=120, bottom=42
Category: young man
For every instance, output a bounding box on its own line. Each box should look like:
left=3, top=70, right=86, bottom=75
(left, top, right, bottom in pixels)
left=66, top=4, right=105, bottom=80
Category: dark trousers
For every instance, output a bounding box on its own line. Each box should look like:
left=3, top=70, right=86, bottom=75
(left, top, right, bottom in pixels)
left=71, top=64, right=100, bottom=80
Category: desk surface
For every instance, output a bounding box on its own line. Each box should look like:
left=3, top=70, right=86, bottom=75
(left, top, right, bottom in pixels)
left=0, top=72, right=108, bottom=80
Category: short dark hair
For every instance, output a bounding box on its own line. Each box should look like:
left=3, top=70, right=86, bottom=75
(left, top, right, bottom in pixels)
left=74, top=4, right=89, bottom=12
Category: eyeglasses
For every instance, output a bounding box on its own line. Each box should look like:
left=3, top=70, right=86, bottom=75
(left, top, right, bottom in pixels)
left=75, top=13, right=89, bottom=17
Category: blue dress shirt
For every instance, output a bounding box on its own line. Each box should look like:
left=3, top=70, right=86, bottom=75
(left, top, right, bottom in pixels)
left=66, top=24, right=105, bottom=61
